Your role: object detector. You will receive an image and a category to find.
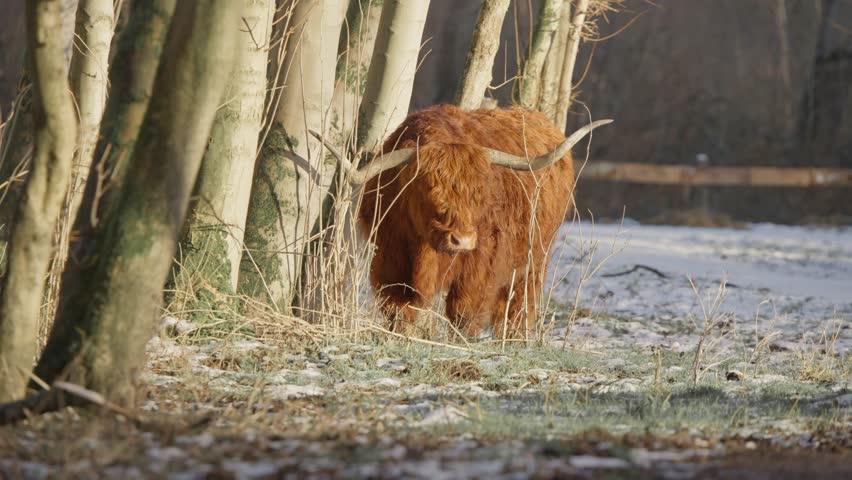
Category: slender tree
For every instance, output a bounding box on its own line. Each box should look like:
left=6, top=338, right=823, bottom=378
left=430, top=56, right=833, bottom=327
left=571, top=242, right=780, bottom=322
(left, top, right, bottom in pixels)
left=66, top=0, right=116, bottom=221
left=0, top=0, right=79, bottom=402
left=0, top=0, right=78, bottom=242
left=518, top=0, right=563, bottom=108
left=181, top=0, right=274, bottom=295
left=32, top=0, right=241, bottom=406
left=297, top=0, right=431, bottom=318
left=455, top=0, right=511, bottom=109
left=240, top=0, right=347, bottom=309
left=330, top=0, right=383, bottom=145
left=356, top=0, right=431, bottom=152
left=554, top=0, right=590, bottom=131
left=36, top=0, right=178, bottom=358
left=539, top=0, right=571, bottom=122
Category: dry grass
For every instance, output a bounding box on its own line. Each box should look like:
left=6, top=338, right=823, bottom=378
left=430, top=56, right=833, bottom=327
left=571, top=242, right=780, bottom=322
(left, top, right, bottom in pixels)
left=796, top=317, right=848, bottom=383
left=688, top=276, right=735, bottom=386
left=431, top=358, right=483, bottom=381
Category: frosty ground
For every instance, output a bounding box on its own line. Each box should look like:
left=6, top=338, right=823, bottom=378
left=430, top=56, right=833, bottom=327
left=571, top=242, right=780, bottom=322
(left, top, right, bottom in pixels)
left=1, top=222, right=850, bottom=479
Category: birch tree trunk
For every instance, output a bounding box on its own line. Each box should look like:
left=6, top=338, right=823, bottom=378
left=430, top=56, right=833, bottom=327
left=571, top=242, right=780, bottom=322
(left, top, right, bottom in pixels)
left=356, top=0, right=430, bottom=151
left=240, top=0, right=347, bottom=308
left=0, top=0, right=78, bottom=402
left=67, top=0, right=115, bottom=222
left=34, top=0, right=177, bottom=358
left=554, top=0, right=590, bottom=132
left=518, top=0, right=562, bottom=108
left=34, top=0, right=240, bottom=405
left=539, top=0, right=570, bottom=121
left=330, top=0, right=383, bottom=146
left=455, top=0, right=511, bottom=110
left=182, top=0, right=274, bottom=295
left=293, top=0, right=430, bottom=319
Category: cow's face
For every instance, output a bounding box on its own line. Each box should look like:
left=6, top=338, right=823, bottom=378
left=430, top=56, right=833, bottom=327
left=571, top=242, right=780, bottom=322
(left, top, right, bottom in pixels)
left=419, top=160, right=488, bottom=254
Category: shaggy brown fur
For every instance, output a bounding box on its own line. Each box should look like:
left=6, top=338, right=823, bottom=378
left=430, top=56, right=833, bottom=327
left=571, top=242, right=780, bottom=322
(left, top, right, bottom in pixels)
left=359, top=104, right=576, bottom=338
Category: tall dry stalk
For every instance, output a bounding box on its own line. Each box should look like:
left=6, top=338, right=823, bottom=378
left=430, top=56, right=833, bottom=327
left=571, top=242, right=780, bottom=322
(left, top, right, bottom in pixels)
left=688, top=276, right=732, bottom=386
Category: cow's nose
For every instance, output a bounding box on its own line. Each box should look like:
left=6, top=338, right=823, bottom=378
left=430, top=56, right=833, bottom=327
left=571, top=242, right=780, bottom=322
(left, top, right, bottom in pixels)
left=448, top=232, right=477, bottom=251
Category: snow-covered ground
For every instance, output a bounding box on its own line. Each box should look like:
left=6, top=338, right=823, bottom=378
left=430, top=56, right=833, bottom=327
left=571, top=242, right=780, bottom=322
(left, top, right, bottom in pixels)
left=550, top=222, right=852, bottom=354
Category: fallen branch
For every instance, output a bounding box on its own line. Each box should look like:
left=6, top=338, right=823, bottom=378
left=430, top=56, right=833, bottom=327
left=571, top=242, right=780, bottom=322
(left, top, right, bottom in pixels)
left=0, top=381, right=138, bottom=425
left=602, top=264, right=669, bottom=278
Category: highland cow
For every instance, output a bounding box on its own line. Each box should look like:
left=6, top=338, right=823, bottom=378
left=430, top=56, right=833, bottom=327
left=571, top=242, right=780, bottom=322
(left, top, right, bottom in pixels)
left=315, top=104, right=611, bottom=337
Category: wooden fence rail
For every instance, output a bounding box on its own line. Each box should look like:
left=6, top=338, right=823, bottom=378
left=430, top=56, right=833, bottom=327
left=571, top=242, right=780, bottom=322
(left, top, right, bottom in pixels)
left=579, top=162, right=852, bottom=187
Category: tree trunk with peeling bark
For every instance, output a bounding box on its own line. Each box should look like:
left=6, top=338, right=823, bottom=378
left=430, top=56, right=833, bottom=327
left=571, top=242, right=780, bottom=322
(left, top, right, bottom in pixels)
left=181, top=0, right=274, bottom=296
left=33, top=0, right=240, bottom=406
left=455, top=0, right=511, bottom=110
left=0, top=0, right=78, bottom=402
left=239, top=0, right=347, bottom=309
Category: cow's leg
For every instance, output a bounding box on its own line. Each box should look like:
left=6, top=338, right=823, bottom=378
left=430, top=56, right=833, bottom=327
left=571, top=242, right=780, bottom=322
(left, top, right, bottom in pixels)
left=372, top=245, right=440, bottom=332
left=445, top=264, right=500, bottom=338
left=497, top=271, right=545, bottom=339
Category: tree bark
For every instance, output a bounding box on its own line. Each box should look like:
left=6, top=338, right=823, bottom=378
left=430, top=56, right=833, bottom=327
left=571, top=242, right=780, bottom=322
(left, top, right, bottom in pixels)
left=297, top=0, right=430, bottom=318
left=67, top=0, right=116, bottom=222
left=0, top=0, right=78, bottom=242
left=330, top=0, right=383, bottom=146
left=455, top=0, right=511, bottom=110
left=0, top=0, right=78, bottom=402
left=182, top=0, right=274, bottom=295
left=33, top=0, right=177, bottom=358
left=518, top=0, right=562, bottom=108
left=33, top=0, right=240, bottom=406
left=539, top=0, right=570, bottom=121
left=554, top=0, right=590, bottom=132
left=239, top=0, right=347, bottom=308
left=356, top=0, right=430, bottom=152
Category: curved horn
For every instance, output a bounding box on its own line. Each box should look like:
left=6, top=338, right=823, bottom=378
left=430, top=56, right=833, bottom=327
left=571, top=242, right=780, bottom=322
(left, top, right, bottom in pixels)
left=487, top=119, right=614, bottom=171
left=309, top=130, right=417, bottom=185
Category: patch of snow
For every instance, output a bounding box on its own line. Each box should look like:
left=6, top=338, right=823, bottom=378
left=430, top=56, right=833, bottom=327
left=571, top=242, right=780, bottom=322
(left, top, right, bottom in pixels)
left=264, top=384, right=324, bottom=400
left=548, top=222, right=852, bottom=354
left=372, top=377, right=402, bottom=389
left=222, top=460, right=279, bottom=479
left=479, top=355, right=509, bottom=369
left=160, top=316, right=196, bottom=336
left=146, top=446, right=186, bottom=462
left=230, top=339, right=268, bottom=351
left=376, top=357, right=407, bottom=371
left=176, top=431, right=216, bottom=449
left=416, top=405, right=468, bottom=427
left=297, top=367, right=324, bottom=380
left=569, top=455, right=630, bottom=469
